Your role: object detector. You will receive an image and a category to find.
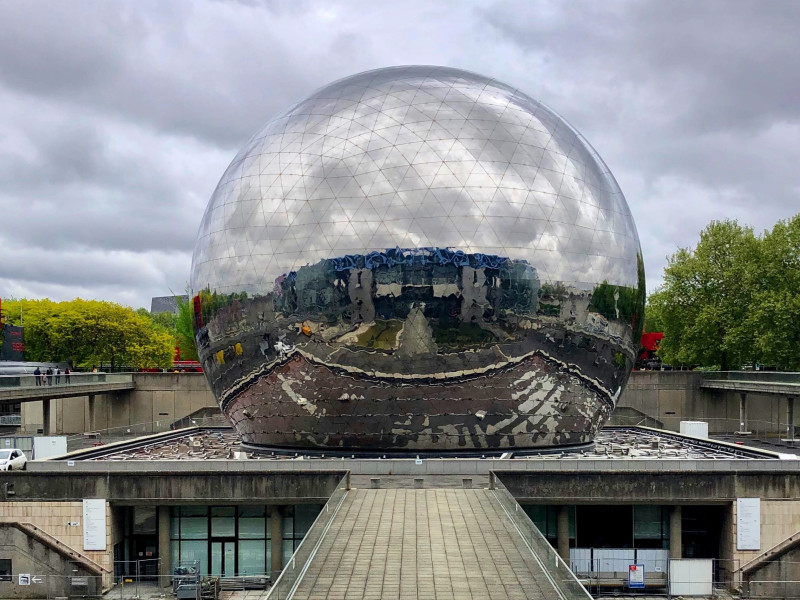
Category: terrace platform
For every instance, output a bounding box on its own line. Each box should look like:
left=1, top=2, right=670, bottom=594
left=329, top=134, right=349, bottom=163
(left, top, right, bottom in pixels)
left=272, top=488, right=589, bottom=600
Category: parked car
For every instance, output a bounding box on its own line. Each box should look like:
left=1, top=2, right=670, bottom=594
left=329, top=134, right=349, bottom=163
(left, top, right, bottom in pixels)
left=0, top=449, right=26, bottom=471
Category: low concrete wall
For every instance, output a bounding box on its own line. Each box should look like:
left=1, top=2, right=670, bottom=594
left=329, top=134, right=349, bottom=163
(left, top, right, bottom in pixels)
left=495, top=470, right=800, bottom=504
left=16, top=370, right=796, bottom=437
left=0, top=524, right=102, bottom=598
left=617, top=372, right=793, bottom=435
left=743, top=540, right=800, bottom=598
left=0, top=501, right=115, bottom=576
left=2, top=470, right=346, bottom=505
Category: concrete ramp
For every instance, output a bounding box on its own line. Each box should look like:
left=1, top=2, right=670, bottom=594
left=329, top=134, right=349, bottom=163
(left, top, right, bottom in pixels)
left=270, top=488, right=590, bottom=600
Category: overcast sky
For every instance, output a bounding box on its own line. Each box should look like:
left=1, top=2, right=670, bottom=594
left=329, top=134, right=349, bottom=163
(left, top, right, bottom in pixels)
left=1, top=0, right=798, bottom=310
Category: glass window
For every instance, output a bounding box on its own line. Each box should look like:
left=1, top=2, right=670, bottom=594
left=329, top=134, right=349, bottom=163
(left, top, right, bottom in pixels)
left=238, top=540, right=266, bottom=576
left=281, top=511, right=294, bottom=538
left=180, top=506, right=207, bottom=517
left=634, top=505, right=663, bottom=539
left=170, top=541, right=180, bottom=574
left=179, top=540, right=208, bottom=575
left=170, top=509, right=180, bottom=539
left=238, top=506, right=267, bottom=539
left=525, top=505, right=547, bottom=535
left=282, top=539, right=294, bottom=566
left=211, top=506, right=235, bottom=537
left=633, top=505, right=669, bottom=549
left=180, top=507, right=208, bottom=540
left=294, top=505, right=321, bottom=537
left=0, top=559, right=10, bottom=582
left=133, top=507, right=157, bottom=534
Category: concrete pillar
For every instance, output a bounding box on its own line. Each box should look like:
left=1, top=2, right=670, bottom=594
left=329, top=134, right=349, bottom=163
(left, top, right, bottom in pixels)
left=157, top=506, right=171, bottom=585
left=670, top=505, right=682, bottom=560
left=739, top=392, right=747, bottom=433
left=556, top=505, right=570, bottom=561
left=788, top=397, right=795, bottom=441
left=42, top=399, right=51, bottom=436
left=88, top=394, right=96, bottom=432
left=270, top=507, right=283, bottom=582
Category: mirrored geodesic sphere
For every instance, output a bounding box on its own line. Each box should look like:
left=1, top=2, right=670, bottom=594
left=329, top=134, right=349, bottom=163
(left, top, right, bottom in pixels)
left=190, top=65, right=644, bottom=454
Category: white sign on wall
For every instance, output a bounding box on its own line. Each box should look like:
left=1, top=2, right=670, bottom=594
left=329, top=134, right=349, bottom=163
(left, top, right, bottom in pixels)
left=82, top=499, right=106, bottom=551
left=737, top=497, right=761, bottom=550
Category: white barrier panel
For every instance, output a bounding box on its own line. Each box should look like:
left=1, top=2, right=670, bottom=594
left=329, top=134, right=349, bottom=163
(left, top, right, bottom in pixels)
left=670, top=559, right=712, bottom=596
left=32, top=436, right=67, bottom=460
left=680, top=421, right=709, bottom=439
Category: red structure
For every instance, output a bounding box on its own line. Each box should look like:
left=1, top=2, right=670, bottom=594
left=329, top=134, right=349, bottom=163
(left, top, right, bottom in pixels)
left=637, top=332, right=664, bottom=368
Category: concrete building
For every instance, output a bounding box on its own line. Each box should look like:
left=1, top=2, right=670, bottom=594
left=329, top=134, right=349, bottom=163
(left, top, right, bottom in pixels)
left=1, top=371, right=800, bottom=597
left=0, top=425, right=796, bottom=598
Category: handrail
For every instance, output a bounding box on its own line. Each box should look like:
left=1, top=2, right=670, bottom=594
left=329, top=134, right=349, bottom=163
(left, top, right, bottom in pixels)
left=265, top=474, right=349, bottom=599
left=738, top=530, right=800, bottom=575
left=490, top=474, right=593, bottom=599
left=0, top=372, right=133, bottom=390
left=2, top=522, right=109, bottom=574
left=700, top=371, right=800, bottom=384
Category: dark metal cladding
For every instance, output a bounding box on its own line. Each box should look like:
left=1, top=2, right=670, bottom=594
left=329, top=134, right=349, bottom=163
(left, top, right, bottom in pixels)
left=190, top=66, right=644, bottom=453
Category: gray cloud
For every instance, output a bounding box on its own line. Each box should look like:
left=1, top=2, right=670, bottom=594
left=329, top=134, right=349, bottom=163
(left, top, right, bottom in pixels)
left=1, top=0, right=798, bottom=308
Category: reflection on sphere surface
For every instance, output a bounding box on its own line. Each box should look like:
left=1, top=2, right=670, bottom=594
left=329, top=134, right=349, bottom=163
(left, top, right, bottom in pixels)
left=190, top=66, right=644, bottom=453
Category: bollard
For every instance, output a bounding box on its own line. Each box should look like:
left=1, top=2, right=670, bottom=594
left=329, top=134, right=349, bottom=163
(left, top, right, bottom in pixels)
left=370, top=478, right=381, bottom=489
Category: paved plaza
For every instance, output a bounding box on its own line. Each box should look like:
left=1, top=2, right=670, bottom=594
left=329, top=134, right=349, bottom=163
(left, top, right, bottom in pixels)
left=291, top=488, right=565, bottom=600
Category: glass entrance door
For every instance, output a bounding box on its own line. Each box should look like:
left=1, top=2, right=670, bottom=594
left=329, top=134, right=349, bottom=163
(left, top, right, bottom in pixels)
left=211, top=541, right=236, bottom=576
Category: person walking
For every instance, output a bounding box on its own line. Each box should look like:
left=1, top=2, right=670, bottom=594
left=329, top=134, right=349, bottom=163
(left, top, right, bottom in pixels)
left=33, top=367, right=41, bottom=386
left=55, top=367, right=61, bottom=384
left=46, top=367, right=53, bottom=386
left=65, top=367, right=71, bottom=384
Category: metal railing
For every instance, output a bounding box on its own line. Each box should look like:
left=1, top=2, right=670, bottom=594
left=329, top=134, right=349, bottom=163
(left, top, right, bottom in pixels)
left=0, top=435, right=33, bottom=454
left=490, top=475, right=593, bottom=599
left=62, top=416, right=227, bottom=446
left=608, top=413, right=800, bottom=446
left=0, top=372, right=133, bottom=390
left=266, top=475, right=349, bottom=599
left=577, top=556, right=741, bottom=597
left=701, top=371, right=800, bottom=384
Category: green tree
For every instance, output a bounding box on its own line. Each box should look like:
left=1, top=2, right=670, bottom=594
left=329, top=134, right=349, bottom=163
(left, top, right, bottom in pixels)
left=643, top=297, right=664, bottom=333
left=744, top=214, right=800, bottom=370
left=651, top=220, right=759, bottom=370
left=174, top=296, right=199, bottom=362
left=2, top=298, right=174, bottom=369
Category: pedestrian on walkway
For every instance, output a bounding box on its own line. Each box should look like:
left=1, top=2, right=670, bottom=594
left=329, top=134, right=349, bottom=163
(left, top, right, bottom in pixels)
left=55, top=367, right=61, bottom=384
left=33, top=367, right=41, bottom=386
left=46, top=367, right=53, bottom=386
left=65, top=367, right=71, bottom=384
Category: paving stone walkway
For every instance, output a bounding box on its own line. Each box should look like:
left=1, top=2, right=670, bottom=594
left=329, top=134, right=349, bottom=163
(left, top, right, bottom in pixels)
left=290, top=489, right=563, bottom=600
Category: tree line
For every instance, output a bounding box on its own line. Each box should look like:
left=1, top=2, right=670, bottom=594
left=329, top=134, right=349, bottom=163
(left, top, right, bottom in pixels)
left=647, top=212, right=800, bottom=371
left=0, top=297, right=198, bottom=369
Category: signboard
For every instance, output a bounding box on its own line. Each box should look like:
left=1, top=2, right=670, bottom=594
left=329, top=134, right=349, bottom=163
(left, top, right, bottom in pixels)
left=0, top=325, right=25, bottom=361
left=628, top=564, right=645, bottom=589
left=82, top=499, right=106, bottom=551
left=18, top=574, right=30, bottom=586
left=737, top=498, right=761, bottom=550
